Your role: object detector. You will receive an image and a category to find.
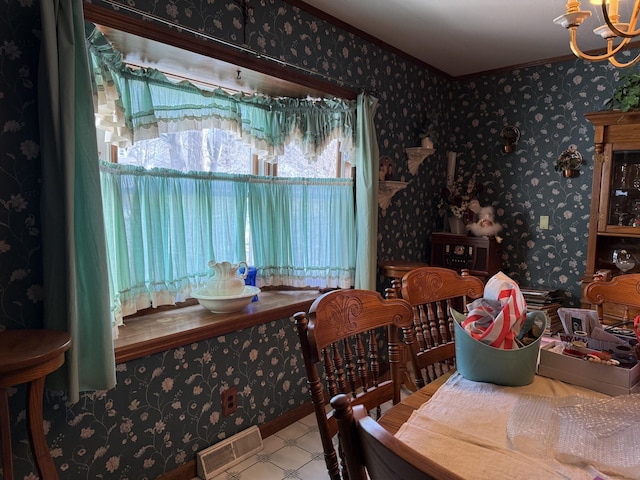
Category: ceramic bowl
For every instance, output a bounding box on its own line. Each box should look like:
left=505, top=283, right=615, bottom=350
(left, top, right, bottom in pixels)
left=192, top=286, right=260, bottom=313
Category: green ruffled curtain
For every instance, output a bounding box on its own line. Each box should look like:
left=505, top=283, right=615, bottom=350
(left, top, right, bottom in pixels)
left=100, top=163, right=249, bottom=324
left=100, top=164, right=355, bottom=325
left=86, top=25, right=355, bottom=161
left=249, top=176, right=355, bottom=287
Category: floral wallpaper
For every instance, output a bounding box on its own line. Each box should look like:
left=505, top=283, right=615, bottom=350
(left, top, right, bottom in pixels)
left=0, top=0, right=44, bottom=333
left=450, top=63, right=626, bottom=289
left=0, top=0, right=635, bottom=478
left=8, top=319, right=306, bottom=479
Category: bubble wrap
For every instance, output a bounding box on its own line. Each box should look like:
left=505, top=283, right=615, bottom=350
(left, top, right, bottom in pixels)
left=507, top=394, right=640, bottom=479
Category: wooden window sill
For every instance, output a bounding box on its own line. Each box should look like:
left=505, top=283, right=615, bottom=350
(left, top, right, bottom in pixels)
left=114, top=290, right=321, bottom=363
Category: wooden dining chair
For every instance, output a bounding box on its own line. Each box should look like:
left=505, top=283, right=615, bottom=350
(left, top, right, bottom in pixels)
left=398, top=267, right=484, bottom=388
left=585, top=273, right=640, bottom=324
left=330, top=393, right=464, bottom=480
left=293, top=289, right=418, bottom=480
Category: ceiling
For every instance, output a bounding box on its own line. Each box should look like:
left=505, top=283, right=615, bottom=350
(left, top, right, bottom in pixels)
left=92, top=0, right=635, bottom=96
left=300, top=0, right=633, bottom=77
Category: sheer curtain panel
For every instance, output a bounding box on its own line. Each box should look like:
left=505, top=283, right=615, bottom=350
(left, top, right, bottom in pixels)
left=100, top=165, right=356, bottom=324
left=100, top=164, right=249, bottom=326
left=249, top=176, right=355, bottom=288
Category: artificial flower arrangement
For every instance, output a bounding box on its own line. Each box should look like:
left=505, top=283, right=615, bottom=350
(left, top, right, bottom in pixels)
left=554, top=147, right=583, bottom=178
left=437, top=173, right=483, bottom=221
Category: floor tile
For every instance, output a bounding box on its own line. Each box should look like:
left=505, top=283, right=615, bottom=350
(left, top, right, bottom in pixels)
left=296, top=457, right=332, bottom=480
left=268, top=444, right=316, bottom=470
left=226, top=460, right=285, bottom=479
left=273, top=420, right=314, bottom=441
left=298, top=412, right=319, bottom=427
left=262, top=433, right=287, bottom=454
left=199, top=391, right=409, bottom=480
left=294, top=430, right=324, bottom=454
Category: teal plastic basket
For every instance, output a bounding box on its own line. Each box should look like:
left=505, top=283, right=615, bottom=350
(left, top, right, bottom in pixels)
left=451, top=309, right=547, bottom=386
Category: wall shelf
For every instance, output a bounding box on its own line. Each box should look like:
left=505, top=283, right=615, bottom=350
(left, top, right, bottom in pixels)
left=405, top=147, right=435, bottom=175
left=378, top=181, right=408, bottom=212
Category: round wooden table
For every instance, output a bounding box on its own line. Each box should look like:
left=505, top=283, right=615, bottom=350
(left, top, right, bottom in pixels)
left=0, top=329, right=71, bottom=480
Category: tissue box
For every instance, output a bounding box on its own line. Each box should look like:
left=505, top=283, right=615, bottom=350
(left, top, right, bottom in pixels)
left=538, top=341, right=640, bottom=396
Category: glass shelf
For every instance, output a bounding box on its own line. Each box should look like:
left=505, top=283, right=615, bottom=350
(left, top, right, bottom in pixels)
left=608, top=150, right=640, bottom=228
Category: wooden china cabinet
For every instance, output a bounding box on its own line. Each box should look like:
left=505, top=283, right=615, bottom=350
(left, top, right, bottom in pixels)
left=583, top=110, right=640, bottom=323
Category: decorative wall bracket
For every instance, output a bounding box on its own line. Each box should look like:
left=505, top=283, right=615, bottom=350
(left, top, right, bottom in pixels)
left=405, top=147, right=435, bottom=175
left=378, top=181, right=408, bottom=212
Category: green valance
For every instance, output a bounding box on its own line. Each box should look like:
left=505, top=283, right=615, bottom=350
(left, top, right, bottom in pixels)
left=86, top=24, right=356, bottom=161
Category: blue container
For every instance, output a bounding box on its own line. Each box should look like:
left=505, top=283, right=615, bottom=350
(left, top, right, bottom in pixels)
left=451, top=309, right=547, bottom=386
left=241, top=266, right=258, bottom=301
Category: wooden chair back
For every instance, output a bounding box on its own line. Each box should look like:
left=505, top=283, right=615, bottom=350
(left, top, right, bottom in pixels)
left=293, top=289, right=417, bottom=480
left=330, top=393, right=463, bottom=480
left=399, top=267, right=484, bottom=388
left=585, top=273, right=640, bottom=324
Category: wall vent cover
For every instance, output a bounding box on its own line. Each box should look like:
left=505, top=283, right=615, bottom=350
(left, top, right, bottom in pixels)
left=196, top=425, right=263, bottom=479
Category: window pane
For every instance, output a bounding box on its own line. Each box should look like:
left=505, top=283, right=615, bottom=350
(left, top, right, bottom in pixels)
left=118, top=129, right=252, bottom=174
left=277, top=139, right=344, bottom=179
left=117, top=129, right=346, bottom=179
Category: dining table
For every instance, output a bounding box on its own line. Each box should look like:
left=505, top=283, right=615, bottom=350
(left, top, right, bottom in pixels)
left=379, top=370, right=640, bottom=480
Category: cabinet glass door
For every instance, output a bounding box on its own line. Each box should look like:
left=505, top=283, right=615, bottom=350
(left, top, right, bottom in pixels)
left=608, top=150, right=640, bottom=228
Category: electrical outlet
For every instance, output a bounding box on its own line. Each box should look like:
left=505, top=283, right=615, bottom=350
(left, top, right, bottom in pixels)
left=221, top=386, right=238, bottom=416
left=539, top=215, right=549, bottom=230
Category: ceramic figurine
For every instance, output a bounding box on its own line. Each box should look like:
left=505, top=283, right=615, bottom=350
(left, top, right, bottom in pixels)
left=467, top=206, right=503, bottom=243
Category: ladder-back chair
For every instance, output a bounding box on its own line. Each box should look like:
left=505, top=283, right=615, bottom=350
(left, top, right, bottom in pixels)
left=293, top=289, right=417, bottom=480
left=330, top=393, right=464, bottom=480
left=399, top=267, right=484, bottom=388
left=585, top=273, right=640, bottom=326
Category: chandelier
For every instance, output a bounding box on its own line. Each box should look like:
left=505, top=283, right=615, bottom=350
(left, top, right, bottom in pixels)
left=554, top=0, right=640, bottom=67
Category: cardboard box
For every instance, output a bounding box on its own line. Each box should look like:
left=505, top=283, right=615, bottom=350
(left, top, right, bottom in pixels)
left=538, top=341, right=640, bottom=396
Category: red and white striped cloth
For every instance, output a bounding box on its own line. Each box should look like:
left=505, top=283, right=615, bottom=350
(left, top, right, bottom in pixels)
left=462, top=272, right=526, bottom=349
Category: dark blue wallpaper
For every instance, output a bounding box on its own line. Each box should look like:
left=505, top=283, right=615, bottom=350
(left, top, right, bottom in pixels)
left=0, top=0, right=634, bottom=478
left=451, top=63, right=625, bottom=288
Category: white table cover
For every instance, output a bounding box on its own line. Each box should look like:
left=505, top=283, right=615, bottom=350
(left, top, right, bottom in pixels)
left=395, top=372, right=640, bottom=480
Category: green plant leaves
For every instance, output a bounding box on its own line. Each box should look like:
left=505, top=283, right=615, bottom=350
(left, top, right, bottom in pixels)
left=607, top=72, right=640, bottom=111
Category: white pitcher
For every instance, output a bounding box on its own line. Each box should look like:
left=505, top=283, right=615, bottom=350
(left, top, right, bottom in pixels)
left=206, top=260, right=248, bottom=296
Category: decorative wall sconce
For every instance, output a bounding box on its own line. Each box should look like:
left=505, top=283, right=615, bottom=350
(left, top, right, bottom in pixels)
left=500, top=126, right=520, bottom=153
left=555, top=147, right=583, bottom=178
left=446, top=151, right=457, bottom=187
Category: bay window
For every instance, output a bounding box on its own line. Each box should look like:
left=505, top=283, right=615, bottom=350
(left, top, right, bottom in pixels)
left=89, top=26, right=358, bottom=328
